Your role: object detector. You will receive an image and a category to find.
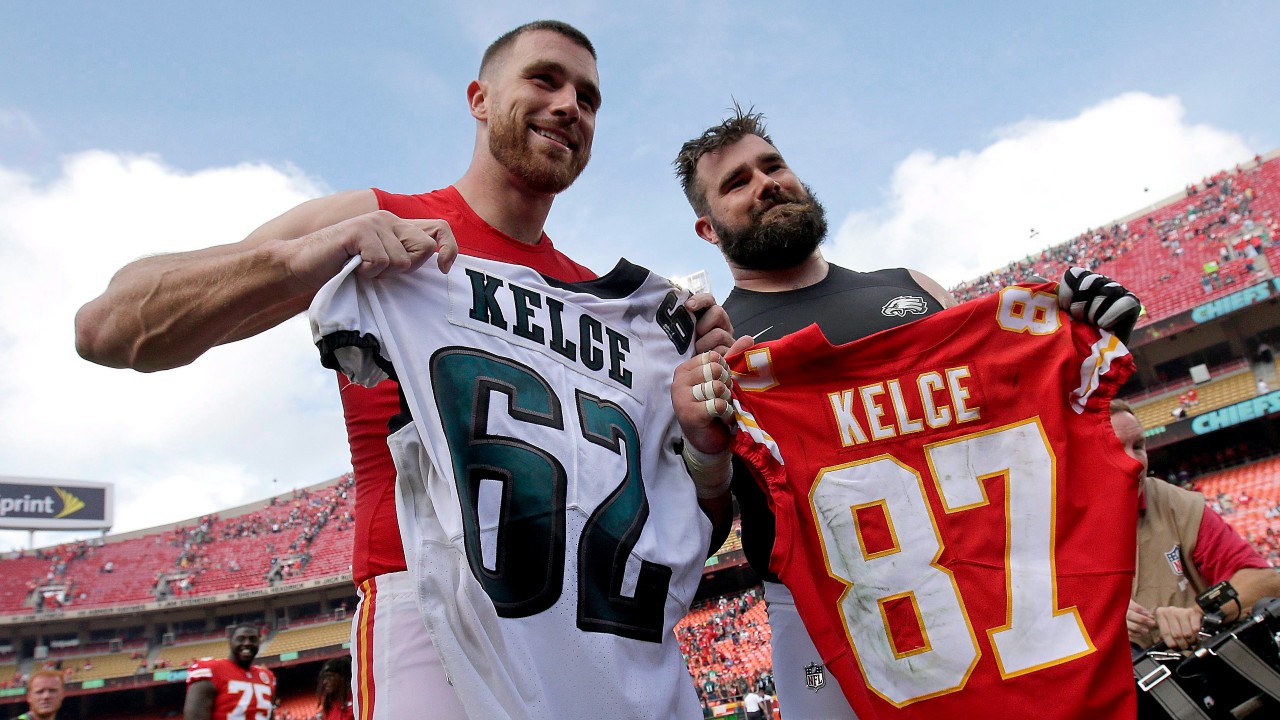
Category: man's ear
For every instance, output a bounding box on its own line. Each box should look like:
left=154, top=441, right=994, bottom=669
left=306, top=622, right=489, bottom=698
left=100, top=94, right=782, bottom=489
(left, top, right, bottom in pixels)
left=695, top=216, right=720, bottom=247
left=467, top=80, right=488, bottom=121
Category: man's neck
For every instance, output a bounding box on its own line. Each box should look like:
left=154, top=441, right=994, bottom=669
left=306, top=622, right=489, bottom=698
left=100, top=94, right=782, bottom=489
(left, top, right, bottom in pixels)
left=454, top=163, right=556, bottom=246
left=730, top=253, right=829, bottom=292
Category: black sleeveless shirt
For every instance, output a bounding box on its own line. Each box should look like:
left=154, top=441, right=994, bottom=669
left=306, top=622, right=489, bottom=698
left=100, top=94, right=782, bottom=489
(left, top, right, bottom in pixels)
left=723, top=264, right=946, bottom=582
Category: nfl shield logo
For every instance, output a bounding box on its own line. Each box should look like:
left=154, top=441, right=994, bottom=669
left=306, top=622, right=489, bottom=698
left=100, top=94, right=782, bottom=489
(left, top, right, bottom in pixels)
left=804, top=662, right=826, bottom=691
left=1165, top=545, right=1185, bottom=576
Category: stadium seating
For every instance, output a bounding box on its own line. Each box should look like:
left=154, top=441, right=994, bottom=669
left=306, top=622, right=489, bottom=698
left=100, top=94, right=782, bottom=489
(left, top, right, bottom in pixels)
left=0, top=555, right=57, bottom=613
left=65, top=651, right=147, bottom=683
left=1131, top=364, right=1259, bottom=430
left=261, top=620, right=351, bottom=657
left=274, top=690, right=321, bottom=720
left=951, top=155, right=1280, bottom=327
left=0, top=476, right=355, bottom=615
left=677, top=588, right=774, bottom=701
left=60, top=532, right=181, bottom=607
left=711, top=519, right=744, bottom=557
left=0, top=662, right=18, bottom=688
left=151, top=637, right=244, bottom=671
left=1190, top=456, right=1280, bottom=562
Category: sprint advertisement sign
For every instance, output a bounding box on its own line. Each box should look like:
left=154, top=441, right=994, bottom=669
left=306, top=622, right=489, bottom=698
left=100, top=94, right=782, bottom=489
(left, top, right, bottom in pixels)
left=0, top=477, right=113, bottom=530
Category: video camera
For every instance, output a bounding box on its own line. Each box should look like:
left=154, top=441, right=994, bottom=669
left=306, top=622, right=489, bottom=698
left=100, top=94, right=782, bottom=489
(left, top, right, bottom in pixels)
left=1134, top=583, right=1280, bottom=719
left=1197, top=581, right=1241, bottom=632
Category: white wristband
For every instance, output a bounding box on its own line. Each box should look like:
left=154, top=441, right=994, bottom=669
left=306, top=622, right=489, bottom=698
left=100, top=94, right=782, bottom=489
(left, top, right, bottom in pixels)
left=682, top=442, right=732, bottom=499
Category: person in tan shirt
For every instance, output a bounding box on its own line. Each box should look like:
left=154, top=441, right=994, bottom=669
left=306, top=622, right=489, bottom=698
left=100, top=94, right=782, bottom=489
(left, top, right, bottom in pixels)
left=1111, top=399, right=1280, bottom=650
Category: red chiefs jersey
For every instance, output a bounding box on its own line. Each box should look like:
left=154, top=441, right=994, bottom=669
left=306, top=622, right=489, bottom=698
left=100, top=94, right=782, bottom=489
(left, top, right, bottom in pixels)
left=730, top=283, right=1140, bottom=720
left=186, top=657, right=276, bottom=720
left=321, top=700, right=355, bottom=720
left=345, top=186, right=595, bottom=583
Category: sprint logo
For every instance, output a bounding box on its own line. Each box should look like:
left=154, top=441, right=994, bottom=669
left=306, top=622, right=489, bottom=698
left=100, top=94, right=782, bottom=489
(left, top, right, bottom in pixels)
left=0, top=487, right=86, bottom=518
left=55, top=487, right=86, bottom=518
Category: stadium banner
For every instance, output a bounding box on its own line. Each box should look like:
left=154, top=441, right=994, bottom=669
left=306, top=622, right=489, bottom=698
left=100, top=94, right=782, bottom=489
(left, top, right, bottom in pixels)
left=1188, top=388, right=1280, bottom=435
left=1130, top=277, right=1280, bottom=346
left=1142, top=416, right=1198, bottom=450
left=1144, top=388, right=1280, bottom=449
left=0, top=477, right=113, bottom=530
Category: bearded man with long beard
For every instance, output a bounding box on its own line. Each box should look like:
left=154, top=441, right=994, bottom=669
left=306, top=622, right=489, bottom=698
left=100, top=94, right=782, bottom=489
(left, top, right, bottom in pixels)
left=671, top=108, right=1141, bottom=720
left=673, top=106, right=955, bottom=720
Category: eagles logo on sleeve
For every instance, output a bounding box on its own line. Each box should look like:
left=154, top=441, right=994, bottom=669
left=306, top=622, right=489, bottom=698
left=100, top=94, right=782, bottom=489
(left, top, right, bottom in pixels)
left=880, top=295, right=930, bottom=317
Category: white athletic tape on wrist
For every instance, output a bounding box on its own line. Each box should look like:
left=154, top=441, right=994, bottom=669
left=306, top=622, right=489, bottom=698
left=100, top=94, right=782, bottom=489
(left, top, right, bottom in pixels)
left=682, top=442, right=732, bottom=499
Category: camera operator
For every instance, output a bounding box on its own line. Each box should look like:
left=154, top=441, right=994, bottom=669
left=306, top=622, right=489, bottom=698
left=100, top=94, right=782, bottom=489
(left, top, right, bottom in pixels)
left=1111, top=400, right=1280, bottom=650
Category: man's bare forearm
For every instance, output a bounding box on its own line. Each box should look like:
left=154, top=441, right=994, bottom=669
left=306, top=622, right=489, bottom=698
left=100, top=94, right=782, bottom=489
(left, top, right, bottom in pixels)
left=75, top=240, right=308, bottom=371
left=1228, top=567, right=1280, bottom=620
left=74, top=189, right=385, bottom=372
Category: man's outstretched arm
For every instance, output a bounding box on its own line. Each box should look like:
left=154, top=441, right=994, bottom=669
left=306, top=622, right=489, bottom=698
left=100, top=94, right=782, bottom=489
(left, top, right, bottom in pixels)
left=75, top=189, right=457, bottom=372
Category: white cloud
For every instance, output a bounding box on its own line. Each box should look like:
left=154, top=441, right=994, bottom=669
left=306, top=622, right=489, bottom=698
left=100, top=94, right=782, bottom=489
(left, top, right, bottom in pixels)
left=832, top=92, right=1254, bottom=287
left=0, top=151, right=351, bottom=551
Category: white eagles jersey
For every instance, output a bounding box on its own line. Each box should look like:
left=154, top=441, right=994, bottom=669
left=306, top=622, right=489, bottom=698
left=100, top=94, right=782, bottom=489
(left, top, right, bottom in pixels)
left=310, top=255, right=710, bottom=720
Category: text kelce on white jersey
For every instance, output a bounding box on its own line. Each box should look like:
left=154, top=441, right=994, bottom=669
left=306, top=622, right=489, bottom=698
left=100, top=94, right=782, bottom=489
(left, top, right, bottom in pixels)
left=453, top=267, right=693, bottom=397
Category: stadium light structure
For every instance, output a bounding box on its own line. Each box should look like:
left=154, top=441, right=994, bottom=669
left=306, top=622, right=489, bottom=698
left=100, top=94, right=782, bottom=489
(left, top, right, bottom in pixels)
left=670, top=269, right=712, bottom=295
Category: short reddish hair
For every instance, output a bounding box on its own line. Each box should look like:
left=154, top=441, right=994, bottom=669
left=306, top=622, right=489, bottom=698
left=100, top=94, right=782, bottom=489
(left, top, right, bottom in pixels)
left=27, top=668, right=65, bottom=689
left=27, top=666, right=64, bottom=686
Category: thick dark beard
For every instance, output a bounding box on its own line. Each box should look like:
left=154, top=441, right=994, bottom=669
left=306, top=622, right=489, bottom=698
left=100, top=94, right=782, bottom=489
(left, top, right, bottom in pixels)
left=489, top=111, right=589, bottom=194
left=713, top=184, right=828, bottom=270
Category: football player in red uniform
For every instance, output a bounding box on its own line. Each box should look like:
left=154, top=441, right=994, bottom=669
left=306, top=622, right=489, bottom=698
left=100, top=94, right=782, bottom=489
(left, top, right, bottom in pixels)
left=76, top=20, right=734, bottom=720
left=184, top=624, right=276, bottom=720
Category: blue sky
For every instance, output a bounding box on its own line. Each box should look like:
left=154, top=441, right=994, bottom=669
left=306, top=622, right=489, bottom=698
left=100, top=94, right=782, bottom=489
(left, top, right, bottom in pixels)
left=2, top=1, right=1277, bottom=548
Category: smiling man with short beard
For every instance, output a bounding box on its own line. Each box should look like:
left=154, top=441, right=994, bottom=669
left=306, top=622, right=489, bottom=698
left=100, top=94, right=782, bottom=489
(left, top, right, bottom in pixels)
left=485, top=80, right=591, bottom=194
left=80, top=19, right=734, bottom=720
left=481, top=29, right=593, bottom=194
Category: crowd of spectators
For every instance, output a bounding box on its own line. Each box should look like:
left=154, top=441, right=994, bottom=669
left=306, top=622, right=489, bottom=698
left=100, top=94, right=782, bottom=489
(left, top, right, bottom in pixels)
left=950, top=155, right=1277, bottom=305
left=4, top=476, right=355, bottom=613
left=1253, top=524, right=1280, bottom=565
left=153, top=477, right=354, bottom=597
left=14, top=539, right=104, bottom=613
left=677, top=588, right=775, bottom=707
